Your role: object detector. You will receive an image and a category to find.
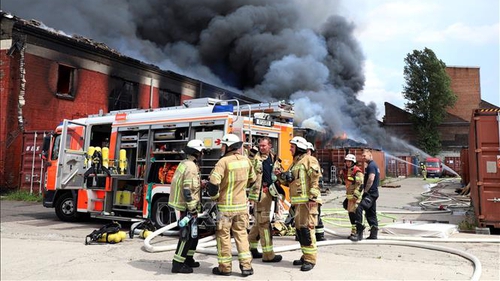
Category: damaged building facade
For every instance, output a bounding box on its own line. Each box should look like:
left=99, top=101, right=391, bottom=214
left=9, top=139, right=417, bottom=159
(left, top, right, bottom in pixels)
left=0, top=13, right=254, bottom=191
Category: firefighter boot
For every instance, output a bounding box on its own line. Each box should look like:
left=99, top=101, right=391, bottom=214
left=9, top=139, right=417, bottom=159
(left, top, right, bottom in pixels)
left=347, top=225, right=357, bottom=240
left=300, top=261, right=315, bottom=272
left=239, top=265, right=254, bottom=277
left=293, top=257, right=304, bottom=266
left=367, top=226, right=378, bottom=240
left=185, top=256, right=200, bottom=268
left=250, top=248, right=262, bottom=259
left=171, top=261, right=193, bottom=274
left=349, top=224, right=365, bottom=242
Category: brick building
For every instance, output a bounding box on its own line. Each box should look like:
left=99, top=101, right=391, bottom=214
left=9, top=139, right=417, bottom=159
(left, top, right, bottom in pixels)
left=383, top=66, right=499, bottom=157
left=0, top=13, right=256, bottom=190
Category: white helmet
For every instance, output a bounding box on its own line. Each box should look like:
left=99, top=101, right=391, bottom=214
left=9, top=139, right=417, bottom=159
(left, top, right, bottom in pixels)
left=306, top=142, right=315, bottom=152
left=344, top=154, right=356, bottom=163
left=221, top=133, right=243, bottom=149
left=290, top=136, right=308, bottom=150
left=187, top=139, right=206, bottom=152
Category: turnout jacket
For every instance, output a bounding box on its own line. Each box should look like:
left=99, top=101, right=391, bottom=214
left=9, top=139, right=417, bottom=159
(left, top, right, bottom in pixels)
left=209, top=151, right=257, bottom=212
left=282, top=153, right=322, bottom=205
left=168, top=155, right=201, bottom=212
left=247, top=152, right=282, bottom=202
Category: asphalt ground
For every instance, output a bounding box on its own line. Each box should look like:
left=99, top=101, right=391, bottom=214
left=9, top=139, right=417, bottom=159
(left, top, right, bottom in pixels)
left=1, top=177, right=499, bottom=280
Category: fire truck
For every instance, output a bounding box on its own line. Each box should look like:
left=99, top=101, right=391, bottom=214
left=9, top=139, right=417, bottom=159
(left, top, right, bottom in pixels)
left=41, top=98, right=294, bottom=227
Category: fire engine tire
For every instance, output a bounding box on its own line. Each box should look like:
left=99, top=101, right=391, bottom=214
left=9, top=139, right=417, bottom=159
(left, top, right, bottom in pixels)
left=55, top=192, right=80, bottom=222
left=151, top=196, right=176, bottom=228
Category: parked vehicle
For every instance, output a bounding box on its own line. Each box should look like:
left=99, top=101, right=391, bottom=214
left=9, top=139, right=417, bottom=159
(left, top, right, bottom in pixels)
left=425, top=157, right=443, bottom=178
left=41, top=98, right=294, bottom=227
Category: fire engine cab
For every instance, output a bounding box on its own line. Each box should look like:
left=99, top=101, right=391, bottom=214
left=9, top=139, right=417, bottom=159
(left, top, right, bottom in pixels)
left=41, top=98, right=294, bottom=227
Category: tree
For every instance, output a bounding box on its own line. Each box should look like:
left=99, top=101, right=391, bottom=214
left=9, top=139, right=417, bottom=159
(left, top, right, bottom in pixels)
left=402, top=48, right=457, bottom=156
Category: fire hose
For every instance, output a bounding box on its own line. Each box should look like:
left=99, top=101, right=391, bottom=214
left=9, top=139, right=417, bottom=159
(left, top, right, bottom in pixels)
left=143, top=223, right=498, bottom=281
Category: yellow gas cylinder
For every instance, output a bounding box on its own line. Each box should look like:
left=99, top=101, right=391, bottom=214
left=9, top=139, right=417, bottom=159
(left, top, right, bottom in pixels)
left=119, top=149, right=127, bottom=175
left=86, top=146, right=96, bottom=166
left=98, top=232, right=123, bottom=243
left=140, top=230, right=152, bottom=239
left=118, top=231, right=127, bottom=241
left=102, top=147, right=109, bottom=168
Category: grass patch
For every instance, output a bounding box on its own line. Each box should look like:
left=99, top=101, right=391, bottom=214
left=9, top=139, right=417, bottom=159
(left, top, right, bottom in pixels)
left=1, top=190, right=43, bottom=202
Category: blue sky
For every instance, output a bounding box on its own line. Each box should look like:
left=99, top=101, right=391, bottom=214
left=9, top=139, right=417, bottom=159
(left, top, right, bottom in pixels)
left=333, top=0, right=499, bottom=119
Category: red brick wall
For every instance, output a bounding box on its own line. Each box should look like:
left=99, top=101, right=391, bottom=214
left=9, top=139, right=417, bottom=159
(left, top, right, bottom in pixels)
left=446, top=67, right=481, bottom=121
left=23, top=54, right=109, bottom=131
left=0, top=49, right=23, bottom=189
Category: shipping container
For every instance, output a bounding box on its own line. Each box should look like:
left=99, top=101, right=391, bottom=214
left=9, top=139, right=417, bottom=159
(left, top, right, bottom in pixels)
left=468, top=109, right=500, bottom=228
left=315, top=147, right=385, bottom=183
left=443, top=156, right=461, bottom=177
left=386, top=155, right=415, bottom=177
left=460, top=148, right=469, bottom=186
left=20, top=131, right=48, bottom=193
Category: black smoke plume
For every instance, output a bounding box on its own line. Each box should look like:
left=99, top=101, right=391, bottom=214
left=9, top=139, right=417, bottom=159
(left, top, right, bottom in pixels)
left=3, top=0, right=413, bottom=153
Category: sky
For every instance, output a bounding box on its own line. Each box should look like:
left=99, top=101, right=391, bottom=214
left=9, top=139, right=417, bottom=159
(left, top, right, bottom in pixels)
left=1, top=0, right=498, bottom=152
left=339, top=0, right=499, bottom=118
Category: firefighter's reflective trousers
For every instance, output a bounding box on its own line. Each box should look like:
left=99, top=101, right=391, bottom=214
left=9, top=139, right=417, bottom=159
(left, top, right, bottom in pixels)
left=216, top=211, right=252, bottom=273
left=248, top=190, right=277, bottom=260
left=295, top=203, right=318, bottom=264
left=173, top=212, right=198, bottom=264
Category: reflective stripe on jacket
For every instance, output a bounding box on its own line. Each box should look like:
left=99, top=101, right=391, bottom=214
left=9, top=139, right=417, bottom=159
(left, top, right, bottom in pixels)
left=288, top=154, right=322, bottom=205
left=209, top=151, right=257, bottom=212
left=168, top=155, right=201, bottom=211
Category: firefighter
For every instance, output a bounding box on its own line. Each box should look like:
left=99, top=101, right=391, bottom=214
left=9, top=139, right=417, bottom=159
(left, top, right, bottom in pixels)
left=277, top=136, right=321, bottom=271
left=420, top=162, right=427, bottom=180
left=168, top=139, right=206, bottom=274
left=342, top=154, right=364, bottom=240
left=350, top=149, right=380, bottom=241
left=247, top=137, right=283, bottom=262
left=306, top=142, right=325, bottom=242
left=207, top=133, right=257, bottom=277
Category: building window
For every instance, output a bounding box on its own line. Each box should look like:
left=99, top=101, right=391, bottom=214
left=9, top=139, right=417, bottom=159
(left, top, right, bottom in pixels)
left=56, top=64, right=75, bottom=99
left=159, top=89, right=180, bottom=108
left=109, top=79, right=138, bottom=111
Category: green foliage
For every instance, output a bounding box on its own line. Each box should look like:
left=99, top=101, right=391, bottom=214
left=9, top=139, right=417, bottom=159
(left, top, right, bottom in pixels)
left=402, top=48, right=457, bottom=155
left=1, top=190, right=42, bottom=202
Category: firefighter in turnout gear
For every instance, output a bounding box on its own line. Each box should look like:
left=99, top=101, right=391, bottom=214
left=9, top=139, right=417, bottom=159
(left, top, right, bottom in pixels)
left=350, top=149, right=380, bottom=241
left=207, top=134, right=257, bottom=277
left=247, top=137, right=283, bottom=263
left=277, top=136, right=322, bottom=272
left=342, top=154, right=364, bottom=240
left=306, top=142, right=326, bottom=242
left=168, top=139, right=206, bottom=274
left=420, top=162, right=427, bottom=180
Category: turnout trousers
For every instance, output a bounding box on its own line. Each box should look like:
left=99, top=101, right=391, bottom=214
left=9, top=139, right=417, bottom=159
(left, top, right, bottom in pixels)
left=215, top=211, right=252, bottom=273
left=294, top=203, right=318, bottom=265
left=248, top=190, right=277, bottom=260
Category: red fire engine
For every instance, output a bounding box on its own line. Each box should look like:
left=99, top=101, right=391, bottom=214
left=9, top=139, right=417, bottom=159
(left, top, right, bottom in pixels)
left=41, top=98, right=294, bottom=227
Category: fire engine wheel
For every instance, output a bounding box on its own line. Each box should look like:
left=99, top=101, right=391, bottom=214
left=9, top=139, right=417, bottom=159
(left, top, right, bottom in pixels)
left=55, top=192, right=79, bottom=222
left=151, top=196, right=176, bottom=228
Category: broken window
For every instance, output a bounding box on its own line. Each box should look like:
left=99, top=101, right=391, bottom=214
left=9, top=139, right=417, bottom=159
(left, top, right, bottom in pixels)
left=108, top=79, right=138, bottom=111
left=159, top=89, right=180, bottom=108
left=56, top=64, right=75, bottom=99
